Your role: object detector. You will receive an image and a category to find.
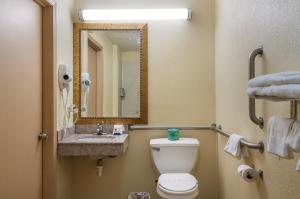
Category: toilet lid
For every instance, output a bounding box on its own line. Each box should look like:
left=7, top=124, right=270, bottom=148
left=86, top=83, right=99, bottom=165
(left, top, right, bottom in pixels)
left=158, top=173, right=198, bottom=193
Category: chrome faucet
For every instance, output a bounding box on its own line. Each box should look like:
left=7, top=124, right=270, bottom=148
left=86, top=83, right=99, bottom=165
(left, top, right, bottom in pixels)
left=96, top=122, right=106, bottom=135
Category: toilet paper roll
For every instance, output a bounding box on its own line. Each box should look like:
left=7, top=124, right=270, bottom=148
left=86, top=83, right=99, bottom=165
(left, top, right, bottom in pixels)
left=237, top=164, right=258, bottom=182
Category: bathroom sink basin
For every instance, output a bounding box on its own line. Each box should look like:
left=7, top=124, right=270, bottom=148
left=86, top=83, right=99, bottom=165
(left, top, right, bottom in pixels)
left=78, top=134, right=116, bottom=142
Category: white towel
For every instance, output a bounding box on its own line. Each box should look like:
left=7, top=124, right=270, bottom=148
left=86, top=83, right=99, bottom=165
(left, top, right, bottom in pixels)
left=224, top=134, right=243, bottom=157
left=267, top=116, right=294, bottom=159
left=286, top=120, right=300, bottom=152
left=248, top=71, right=300, bottom=88
left=297, top=159, right=300, bottom=171
left=285, top=120, right=300, bottom=172
left=247, top=84, right=300, bottom=99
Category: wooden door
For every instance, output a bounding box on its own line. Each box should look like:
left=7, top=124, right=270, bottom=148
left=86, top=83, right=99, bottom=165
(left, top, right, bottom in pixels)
left=0, top=0, right=43, bottom=198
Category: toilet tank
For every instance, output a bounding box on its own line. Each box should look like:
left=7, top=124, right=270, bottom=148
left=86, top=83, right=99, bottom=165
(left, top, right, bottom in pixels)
left=150, top=138, right=199, bottom=174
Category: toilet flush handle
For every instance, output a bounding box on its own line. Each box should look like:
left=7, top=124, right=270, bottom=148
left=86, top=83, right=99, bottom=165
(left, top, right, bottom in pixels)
left=151, top=147, right=160, bottom=151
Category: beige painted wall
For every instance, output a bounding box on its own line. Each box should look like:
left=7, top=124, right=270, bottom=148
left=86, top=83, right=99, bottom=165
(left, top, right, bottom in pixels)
left=80, top=31, right=89, bottom=76
left=56, top=0, right=74, bottom=199
left=62, top=0, right=217, bottom=198
left=215, top=0, right=300, bottom=199
left=56, top=0, right=74, bottom=129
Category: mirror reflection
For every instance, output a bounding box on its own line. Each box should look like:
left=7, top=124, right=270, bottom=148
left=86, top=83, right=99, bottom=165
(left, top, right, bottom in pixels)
left=80, top=30, right=140, bottom=118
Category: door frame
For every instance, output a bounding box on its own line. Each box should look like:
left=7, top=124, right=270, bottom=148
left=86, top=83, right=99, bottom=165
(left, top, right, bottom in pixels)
left=33, top=1, right=57, bottom=199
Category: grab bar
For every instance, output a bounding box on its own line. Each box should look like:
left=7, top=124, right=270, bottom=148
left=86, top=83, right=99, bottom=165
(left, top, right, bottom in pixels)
left=248, top=46, right=264, bottom=129
left=129, top=125, right=213, bottom=131
left=129, top=124, right=264, bottom=153
left=214, top=125, right=264, bottom=153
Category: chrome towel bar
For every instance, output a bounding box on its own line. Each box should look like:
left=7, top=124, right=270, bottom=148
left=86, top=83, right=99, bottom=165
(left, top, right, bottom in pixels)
left=129, top=124, right=264, bottom=153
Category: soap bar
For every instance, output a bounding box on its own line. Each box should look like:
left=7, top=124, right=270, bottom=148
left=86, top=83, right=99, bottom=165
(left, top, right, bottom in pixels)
left=167, top=128, right=180, bottom=141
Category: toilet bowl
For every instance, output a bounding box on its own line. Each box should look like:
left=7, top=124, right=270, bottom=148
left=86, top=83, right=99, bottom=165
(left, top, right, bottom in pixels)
left=157, top=173, right=199, bottom=199
left=150, top=138, right=200, bottom=199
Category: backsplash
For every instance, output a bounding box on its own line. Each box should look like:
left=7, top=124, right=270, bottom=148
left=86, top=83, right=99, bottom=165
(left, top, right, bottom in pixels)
left=58, top=124, right=129, bottom=135
left=57, top=126, right=75, bottom=141
left=75, top=124, right=114, bottom=134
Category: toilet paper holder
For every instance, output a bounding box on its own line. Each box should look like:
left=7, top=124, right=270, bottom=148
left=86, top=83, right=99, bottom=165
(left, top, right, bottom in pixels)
left=246, top=169, right=263, bottom=181
left=238, top=165, right=263, bottom=182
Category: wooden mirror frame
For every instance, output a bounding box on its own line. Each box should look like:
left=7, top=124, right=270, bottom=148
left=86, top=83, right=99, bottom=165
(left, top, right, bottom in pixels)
left=73, top=23, right=148, bottom=124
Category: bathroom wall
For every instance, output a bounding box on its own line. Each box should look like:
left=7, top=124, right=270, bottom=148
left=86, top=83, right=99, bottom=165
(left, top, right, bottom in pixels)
left=56, top=0, right=74, bottom=129
left=56, top=0, right=74, bottom=198
left=66, top=0, right=217, bottom=198
left=215, top=0, right=300, bottom=199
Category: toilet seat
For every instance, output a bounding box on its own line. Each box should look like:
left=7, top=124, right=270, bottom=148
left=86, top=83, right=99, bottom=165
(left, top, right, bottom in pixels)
left=157, top=173, right=199, bottom=198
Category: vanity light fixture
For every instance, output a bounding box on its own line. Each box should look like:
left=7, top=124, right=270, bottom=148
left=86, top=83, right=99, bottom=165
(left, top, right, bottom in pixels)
left=79, top=8, right=192, bottom=21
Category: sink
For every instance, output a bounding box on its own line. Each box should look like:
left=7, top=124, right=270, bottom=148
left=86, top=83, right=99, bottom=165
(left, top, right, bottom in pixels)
left=78, top=134, right=116, bottom=142
left=58, top=133, right=128, bottom=157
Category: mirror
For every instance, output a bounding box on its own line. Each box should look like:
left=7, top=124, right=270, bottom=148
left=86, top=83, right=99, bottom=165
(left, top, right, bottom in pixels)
left=74, top=23, right=148, bottom=124
left=81, top=30, right=140, bottom=118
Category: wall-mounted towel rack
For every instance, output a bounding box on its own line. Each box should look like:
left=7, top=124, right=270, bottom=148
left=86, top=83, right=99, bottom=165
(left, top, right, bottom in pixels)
left=248, top=46, right=264, bottom=128
left=129, top=124, right=264, bottom=153
left=248, top=46, right=298, bottom=128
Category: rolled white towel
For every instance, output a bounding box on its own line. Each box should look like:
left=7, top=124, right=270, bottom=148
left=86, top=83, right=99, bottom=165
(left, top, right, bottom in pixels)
left=247, top=84, right=300, bottom=99
left=248, top=71, right=300, bottom=88
left=267, top=116, right=294, bottom=159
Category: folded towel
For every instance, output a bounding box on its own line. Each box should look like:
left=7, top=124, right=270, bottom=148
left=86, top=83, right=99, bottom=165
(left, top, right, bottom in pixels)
left=286, top=120, right=300, bottom=172
left=297, top=159, right=300, bottom=171
left=247, top=84, right=300, bottom=99
left=248, top=71, right=300, bottom=88
left=224, top=134, right=243, bottom=157
left=267, top=116, right=294, bottom=158
left=286, top=120, right=300, bottom=152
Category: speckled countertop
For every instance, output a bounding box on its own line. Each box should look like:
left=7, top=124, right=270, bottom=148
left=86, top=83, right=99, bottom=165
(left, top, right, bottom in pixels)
left=57, top=125, right=129, bottom=157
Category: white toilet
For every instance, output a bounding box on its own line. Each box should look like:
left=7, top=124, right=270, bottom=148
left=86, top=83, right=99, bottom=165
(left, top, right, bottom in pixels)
left=150, top=138, right=200, bottom=199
